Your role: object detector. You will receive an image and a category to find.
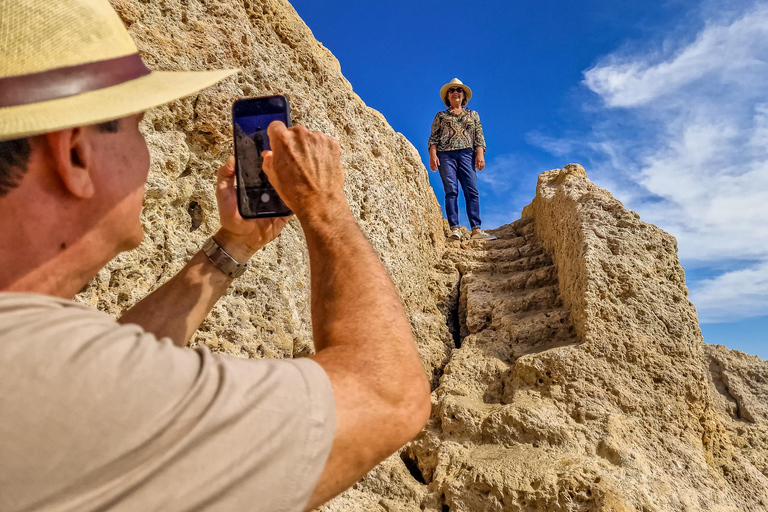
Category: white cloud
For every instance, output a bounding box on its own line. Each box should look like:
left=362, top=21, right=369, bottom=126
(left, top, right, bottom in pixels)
left=691, top=261, right=768, bottom=322
left=477, top=154, right=519, bottom=192
left=583, top=5, right=768, bottom=107
left=524, top=132, right=577, bottom=157
left=476, top=153, right=544, bottom=229
left=749, top=103, right=768, bottom=148
left=532, top=2, right=768, bottom=323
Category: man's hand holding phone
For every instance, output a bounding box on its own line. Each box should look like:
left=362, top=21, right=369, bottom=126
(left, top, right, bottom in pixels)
left=213, top=155, right=291, bottom=263
left=261, top=121, right=348, bottom=224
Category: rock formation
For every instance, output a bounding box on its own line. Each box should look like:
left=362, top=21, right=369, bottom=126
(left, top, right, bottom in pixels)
left=75, top=1, right=767, bottom=510
left=703, top=344, right=768, bottom=495
left=322, top=165, right=768, bottom=512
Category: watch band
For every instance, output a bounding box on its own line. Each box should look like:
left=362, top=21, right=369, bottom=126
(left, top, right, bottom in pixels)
left=202, top=237, right=249, bottom=279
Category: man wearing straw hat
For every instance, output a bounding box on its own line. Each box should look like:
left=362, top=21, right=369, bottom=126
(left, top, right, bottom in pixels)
left=0, top=1, right=430, bottom=511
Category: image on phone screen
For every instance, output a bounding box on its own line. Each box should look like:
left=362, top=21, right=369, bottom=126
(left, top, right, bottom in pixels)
left=233, top=96, right=292, bottom=218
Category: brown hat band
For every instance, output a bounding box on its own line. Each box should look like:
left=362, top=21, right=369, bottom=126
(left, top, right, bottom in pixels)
left=0, top=54, right=151, bottom=109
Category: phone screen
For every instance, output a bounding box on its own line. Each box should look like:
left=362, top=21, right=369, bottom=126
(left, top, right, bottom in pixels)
left=233, top=96, right=292, bottom=218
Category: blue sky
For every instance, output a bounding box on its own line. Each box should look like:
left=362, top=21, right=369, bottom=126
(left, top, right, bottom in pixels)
left=290, top=0, right=767, bottom=360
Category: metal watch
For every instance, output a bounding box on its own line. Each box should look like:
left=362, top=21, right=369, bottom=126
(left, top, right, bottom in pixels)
left=202, top=237, right=249, bottom=279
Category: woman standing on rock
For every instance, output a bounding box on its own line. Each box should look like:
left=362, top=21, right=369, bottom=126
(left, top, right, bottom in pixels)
left=428, top=78, right=496, bottom=241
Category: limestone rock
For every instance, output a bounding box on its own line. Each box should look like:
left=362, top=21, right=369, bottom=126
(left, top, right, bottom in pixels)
left=704, top=344, right=768, bottom=481
left=325, top=167, right=768, bottom=511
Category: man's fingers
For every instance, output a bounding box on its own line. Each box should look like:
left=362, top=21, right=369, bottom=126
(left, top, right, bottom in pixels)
left=274, top=215, right=291, bottom=230
left=267, top=120, right=288, bottom=145
left=261, top=150, right=274, bottom=177
left=217, top=155, right=236, bottom=193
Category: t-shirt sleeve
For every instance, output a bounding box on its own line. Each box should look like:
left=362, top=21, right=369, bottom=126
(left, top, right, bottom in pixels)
left=0, top=296, right=336, bottom=512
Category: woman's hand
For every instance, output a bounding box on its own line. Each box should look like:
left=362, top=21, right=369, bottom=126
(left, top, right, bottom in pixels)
left=475, top=149, right=485, bottom=171
left=429, top=153, right=440, bottom=172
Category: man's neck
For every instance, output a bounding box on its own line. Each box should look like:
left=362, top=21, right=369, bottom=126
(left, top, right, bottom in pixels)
left=0, top=195, right=119, bottom=299
left=0, top=230, right=114, bottom=299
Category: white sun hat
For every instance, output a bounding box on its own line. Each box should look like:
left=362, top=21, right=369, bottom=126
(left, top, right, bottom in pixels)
left=0, top=0, right=239, bottom=140
left=439, top=78, right=472, bottom=107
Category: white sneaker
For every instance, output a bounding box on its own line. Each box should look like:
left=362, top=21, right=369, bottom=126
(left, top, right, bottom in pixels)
left=448, top=228, right=461, bottom=240
left=470, top=229, right=497, bottom=241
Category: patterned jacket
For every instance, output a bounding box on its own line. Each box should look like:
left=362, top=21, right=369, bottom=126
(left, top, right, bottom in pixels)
left=428, top=108, right=486, bottom=153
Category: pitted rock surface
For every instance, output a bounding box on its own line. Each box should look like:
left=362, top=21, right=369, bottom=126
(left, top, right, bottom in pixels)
left=704, top=344, right=768, bottom=484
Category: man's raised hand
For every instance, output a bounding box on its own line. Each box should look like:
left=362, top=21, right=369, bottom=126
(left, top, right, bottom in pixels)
left=261, top=121, right=347, bottom=221
left=214, top=155, right=290, bottom=262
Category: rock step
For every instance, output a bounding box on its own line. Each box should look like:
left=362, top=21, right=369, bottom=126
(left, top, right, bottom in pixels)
left=415, top=218, right=588, bottom=512
left=425, top=443, right=606, bottom=512
left=474, top=243, right=545, bottom=264
left=467, top=307, right=574, bottom=341
left=462, top=265, right=558, bottom=294
left=435, top=345, right=578, bottom=436
left=463, top=286, right=562, bottom=335
left=470, top=236, right=529, bottom=251
left=460, top=317, right=577, bottom=364
left=459, top=252, right=553, bottom=275
left=491, top=307, right=574, bottom=340
left=490, top=217, right=535, bottom=239
left=457, top=240, right=543, bottom=263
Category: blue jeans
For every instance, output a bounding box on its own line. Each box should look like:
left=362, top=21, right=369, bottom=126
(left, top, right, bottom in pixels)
left=437, top=148, right=481, bottom=230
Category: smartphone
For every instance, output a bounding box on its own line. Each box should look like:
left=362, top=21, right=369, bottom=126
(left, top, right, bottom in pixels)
left=233, top=95, right=292, bottom=218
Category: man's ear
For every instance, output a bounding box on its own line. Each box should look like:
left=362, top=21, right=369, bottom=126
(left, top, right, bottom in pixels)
left=45, top=127, right=95, bottom=199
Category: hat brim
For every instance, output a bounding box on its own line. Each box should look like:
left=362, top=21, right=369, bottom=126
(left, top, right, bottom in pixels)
left=439, top=83, right=472, bottom=106
left=0, top=68, right=239, bottom=140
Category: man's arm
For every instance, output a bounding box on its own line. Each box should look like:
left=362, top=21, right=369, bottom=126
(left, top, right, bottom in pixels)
left=261, top=123, right=432, bottom=510
left=118, top=158, right=289, bottom=346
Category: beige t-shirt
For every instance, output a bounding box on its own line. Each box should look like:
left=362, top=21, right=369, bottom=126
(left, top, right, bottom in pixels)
left=0, top=292, right=335, bottom=512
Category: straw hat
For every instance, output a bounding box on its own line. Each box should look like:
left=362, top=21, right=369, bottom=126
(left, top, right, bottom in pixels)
left=439, top=78, right=472, bottom=107
left=0, top=0, right=238, bottom=140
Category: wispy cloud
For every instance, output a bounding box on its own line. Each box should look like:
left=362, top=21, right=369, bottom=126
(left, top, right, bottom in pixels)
left=477, top=154, right=519, bottom=192
left=531, top=2, right=768, bottom=323
left=583, top=4, right=768, bottom=108
left=690, top=261, right=768, bottom=322
left=477, top=153, right=552, bottom=228
left=524, top=133, right=577, bottom=157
